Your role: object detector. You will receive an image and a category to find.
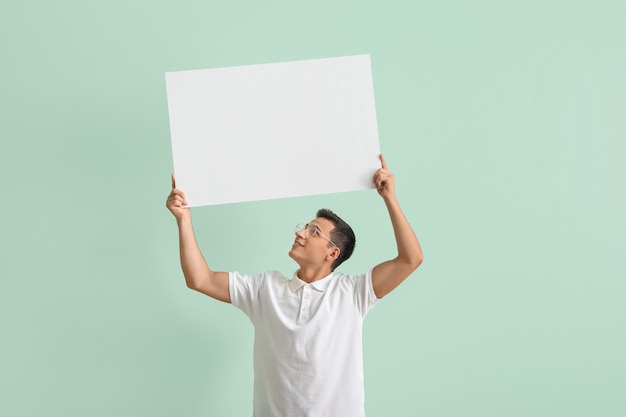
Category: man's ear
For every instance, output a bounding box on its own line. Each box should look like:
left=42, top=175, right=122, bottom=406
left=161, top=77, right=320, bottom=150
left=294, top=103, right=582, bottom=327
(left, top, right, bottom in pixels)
left=327, top=246, right=340, bottom=261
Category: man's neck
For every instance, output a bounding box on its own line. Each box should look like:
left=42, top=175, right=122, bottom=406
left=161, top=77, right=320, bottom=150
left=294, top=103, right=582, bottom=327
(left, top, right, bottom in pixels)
left=297, top=265, right=333, bottom=283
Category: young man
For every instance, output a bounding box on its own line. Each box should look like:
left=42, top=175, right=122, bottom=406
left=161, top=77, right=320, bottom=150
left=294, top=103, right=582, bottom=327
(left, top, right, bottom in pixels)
left=166, top=155, right=423, bottom=417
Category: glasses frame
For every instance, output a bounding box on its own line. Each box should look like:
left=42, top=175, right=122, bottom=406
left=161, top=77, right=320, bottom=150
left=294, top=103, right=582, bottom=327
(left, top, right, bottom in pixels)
left=295, top=223, right=337, bottom=247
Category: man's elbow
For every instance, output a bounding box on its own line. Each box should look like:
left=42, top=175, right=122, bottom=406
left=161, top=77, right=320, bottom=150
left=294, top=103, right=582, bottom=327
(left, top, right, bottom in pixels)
left=184, top=274, right=204, bottom=292
left=408, top=251, right=424, bottom=271
left=397, top=252, right=423, bottom=274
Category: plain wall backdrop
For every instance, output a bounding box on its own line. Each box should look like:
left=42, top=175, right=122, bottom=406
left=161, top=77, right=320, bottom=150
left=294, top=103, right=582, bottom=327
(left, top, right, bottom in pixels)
left=1, top=1, right=624, bottom=416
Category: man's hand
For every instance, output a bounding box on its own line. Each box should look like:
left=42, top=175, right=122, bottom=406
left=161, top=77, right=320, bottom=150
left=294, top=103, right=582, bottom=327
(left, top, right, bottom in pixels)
left=374, top=154, right=396, bottom=200
left=166, top=174, right=190, bottom=221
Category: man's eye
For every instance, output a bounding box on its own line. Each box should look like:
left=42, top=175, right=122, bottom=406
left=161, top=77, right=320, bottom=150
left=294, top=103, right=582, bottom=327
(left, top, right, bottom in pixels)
left=311, top=227, right=320, bottom=237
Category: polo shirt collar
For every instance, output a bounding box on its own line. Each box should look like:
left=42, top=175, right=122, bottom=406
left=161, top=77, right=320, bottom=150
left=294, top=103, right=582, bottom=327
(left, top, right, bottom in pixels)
left=289, top=271, right=334, bottom=293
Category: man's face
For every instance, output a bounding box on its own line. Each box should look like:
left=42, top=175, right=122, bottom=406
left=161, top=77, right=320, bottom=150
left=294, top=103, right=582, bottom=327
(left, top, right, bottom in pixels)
left=288, top=217, right=338, bottom=267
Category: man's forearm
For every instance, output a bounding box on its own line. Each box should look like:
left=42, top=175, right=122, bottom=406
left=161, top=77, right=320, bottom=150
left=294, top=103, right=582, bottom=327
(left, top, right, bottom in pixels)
left=384, top=195, right=423, bottom=268
left=371, top=155, right=423, bottom=298
left=177, top=215, right=212, bottom=289
left=166, top=178, right=230, bottom=302
left=371, top=195, right=423, bottom=298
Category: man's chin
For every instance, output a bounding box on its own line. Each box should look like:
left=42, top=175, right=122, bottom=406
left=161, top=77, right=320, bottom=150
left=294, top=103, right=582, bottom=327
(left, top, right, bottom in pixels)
left=288, top=248, right=301, bottom=261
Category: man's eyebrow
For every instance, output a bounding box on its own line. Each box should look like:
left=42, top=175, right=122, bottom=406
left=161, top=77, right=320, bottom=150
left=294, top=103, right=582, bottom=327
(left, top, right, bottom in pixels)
left=303, top=222, right=318, bottom=232
left=309, top=222, right=332, bottom=235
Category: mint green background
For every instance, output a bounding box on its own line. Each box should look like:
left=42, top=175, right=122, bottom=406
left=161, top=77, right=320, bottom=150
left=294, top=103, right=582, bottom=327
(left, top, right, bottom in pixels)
left=1, top=1, right=624, bottom=416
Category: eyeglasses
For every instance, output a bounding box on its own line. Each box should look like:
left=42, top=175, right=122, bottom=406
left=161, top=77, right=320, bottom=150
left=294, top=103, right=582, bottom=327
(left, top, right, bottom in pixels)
left=295, top=223, right=337, bottom=247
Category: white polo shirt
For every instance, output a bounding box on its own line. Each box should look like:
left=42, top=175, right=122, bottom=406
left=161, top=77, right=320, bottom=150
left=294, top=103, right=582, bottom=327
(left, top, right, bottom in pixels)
left=229, top=268, right=379, bottom=417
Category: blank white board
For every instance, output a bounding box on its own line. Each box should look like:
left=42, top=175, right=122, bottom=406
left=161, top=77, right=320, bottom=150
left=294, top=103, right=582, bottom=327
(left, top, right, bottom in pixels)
left=165, top=54, right=381, bottom=207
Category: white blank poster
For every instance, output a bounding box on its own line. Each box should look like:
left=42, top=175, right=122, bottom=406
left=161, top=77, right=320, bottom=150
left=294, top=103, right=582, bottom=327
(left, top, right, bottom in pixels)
left=165, top=54, right=381, bottom=207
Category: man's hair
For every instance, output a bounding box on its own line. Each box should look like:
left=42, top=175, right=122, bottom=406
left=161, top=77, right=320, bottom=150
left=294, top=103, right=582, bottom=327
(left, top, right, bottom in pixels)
left=316, top=208, right=356, bottom=271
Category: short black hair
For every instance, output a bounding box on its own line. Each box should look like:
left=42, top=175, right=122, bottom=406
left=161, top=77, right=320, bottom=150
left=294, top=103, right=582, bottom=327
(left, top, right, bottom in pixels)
left=316, top=208, right=356, bottom=271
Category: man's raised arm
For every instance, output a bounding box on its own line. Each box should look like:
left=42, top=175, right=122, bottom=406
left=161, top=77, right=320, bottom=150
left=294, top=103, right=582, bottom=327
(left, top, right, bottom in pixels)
left=166, top=174, right=230, bottom=303
left=371, top=155, right=424, bottom=299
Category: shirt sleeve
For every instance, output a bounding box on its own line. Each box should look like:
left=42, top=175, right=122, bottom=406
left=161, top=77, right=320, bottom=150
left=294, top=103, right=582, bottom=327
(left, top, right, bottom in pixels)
left=229, top=271, right=262, bottom=320
left=352, top=267, right=380, bottom=318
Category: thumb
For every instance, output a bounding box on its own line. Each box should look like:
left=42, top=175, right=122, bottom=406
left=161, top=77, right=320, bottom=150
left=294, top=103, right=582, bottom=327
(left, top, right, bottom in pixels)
left=380, top=154, right=388, bottom=170
left=171, top=173, right=176, bottom=189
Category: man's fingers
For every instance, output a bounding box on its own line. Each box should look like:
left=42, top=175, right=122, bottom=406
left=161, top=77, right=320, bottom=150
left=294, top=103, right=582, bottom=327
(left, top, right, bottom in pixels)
left=167, top=190, right=187, bottom=204
left=167, top=195, right=187, bottom=207
left=374, top=170, right=386, bottom=189
left=169, top=188, right=186, bottom=198
left=171, top=173, right=176, bottom=190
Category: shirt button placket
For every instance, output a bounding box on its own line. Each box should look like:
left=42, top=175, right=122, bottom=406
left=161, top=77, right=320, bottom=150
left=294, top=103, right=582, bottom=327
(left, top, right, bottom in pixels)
left=299, top=287, right=310, bottom=323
